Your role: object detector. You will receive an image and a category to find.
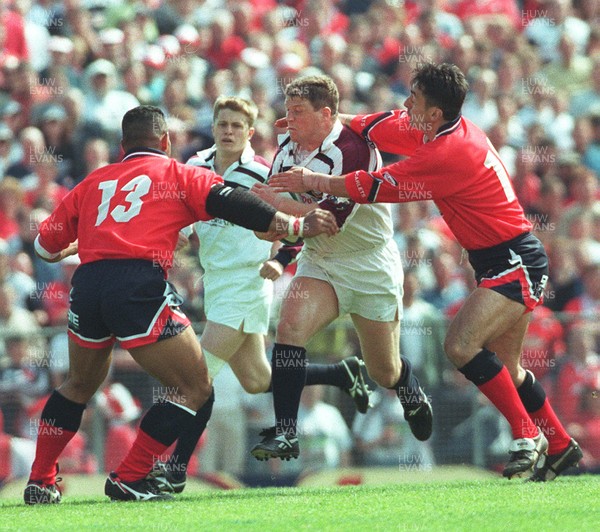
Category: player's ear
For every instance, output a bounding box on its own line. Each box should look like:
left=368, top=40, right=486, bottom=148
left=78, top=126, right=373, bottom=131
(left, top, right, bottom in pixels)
left=430, top=107, right=444, bottom=122
left=321, top=106, right=332, bottom=120
left=160, top=132, right=171, bottom=154
left=247, top=126, right=255, bottom=141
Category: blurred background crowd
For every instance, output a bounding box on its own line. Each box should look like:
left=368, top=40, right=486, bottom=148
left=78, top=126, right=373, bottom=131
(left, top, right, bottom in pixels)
left=0, top=0, right=599, bottom=487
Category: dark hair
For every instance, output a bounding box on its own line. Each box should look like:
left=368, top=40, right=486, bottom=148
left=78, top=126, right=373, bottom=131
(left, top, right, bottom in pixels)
left=285, top=75, right=339, bottom=116
left=412, top=63, right=469, bottom=121
left=121, top=105, right=168, bottom=150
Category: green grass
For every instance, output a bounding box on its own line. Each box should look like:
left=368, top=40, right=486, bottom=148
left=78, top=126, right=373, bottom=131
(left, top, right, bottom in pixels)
left=1, top=476, right=598, bottom=531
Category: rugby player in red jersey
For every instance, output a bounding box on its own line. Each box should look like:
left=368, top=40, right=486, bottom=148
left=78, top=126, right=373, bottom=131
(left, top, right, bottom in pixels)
left=23, top=105, right=338, bottom=504
left=269, top=63, right=582, bottom=481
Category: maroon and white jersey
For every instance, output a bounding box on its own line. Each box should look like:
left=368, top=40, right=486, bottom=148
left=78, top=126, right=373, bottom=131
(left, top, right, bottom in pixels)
left=270, top=120, right=393, bottom=255
left=345, top=110, right=532, bottom=250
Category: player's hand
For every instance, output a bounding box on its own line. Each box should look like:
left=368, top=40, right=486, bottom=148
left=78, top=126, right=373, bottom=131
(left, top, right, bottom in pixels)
left=269, top=167, right=314, bottom=193
left=302, top=209, right=339, bottom=237
left=254, top=229, right=287, bottom=242
left=61, top=239, right=78, bottom=259
left=260, top=259, right=284, bottom=280
left=318, top=196, right=356, bottom=228
left=274, top=117, right=288, bottom=129
left=251, top=182, right=283, bottom=209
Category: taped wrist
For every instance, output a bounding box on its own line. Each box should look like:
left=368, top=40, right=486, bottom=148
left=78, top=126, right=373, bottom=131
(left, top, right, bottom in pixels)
left=287, top=216, right=304, bottom=238
left=206, top=184, right=276, bottom=232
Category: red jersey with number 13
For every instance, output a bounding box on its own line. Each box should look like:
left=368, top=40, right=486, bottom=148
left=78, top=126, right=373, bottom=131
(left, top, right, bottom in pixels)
left=37, top=150, right=223, bottom=269
left=345, top=110, right=532, bottom=250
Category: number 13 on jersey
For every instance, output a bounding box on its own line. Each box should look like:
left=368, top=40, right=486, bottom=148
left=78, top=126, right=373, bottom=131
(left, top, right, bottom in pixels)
left=95, top=175, right=152, bottom=226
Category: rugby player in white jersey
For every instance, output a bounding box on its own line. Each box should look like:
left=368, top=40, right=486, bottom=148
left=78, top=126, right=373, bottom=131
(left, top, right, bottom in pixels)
left=249, top=76, right=433, bottom=461
left=149, top=97, right=372, bottom=492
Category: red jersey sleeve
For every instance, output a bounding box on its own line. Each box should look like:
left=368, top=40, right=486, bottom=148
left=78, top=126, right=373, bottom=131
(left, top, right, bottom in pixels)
left=178, top=165, right=224, bottom=222
left=349, top=110, right=423, bottom=156
left=37, top=187, right=80, bottom=255
left=345, top=148, right=463, bottom=204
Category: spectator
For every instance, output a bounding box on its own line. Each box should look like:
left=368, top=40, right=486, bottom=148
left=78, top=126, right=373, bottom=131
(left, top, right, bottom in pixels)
left=22, top=160, right=69, bottom=212
left=555, top=322, right=600, bottom=422
left=582, top=113, right=600, bottom=176
left=540, top=34, right=592, bottom=94
left=0, top=408, right=35, bottom=487
left=0, top=177, right=24, bottom=245
left=35, top=104, right=76, bottom=184
left=0, top=334, right=49, bottom=436
left=563, top=262, right=600, bottom=322
left=96, top=381, right=142, bottom=473
left=525, top=0, right=590, bottom=63
left=197, top=365, right=247, bottom=478
left=296, top=385, right=352, bottom=473
left=461, top=68, right=498, bottom=132
left=0, top=283, right=40, bottom=359
left=5, top=126, right=46, bottom=181
left=0, top=123, right=20, bottom=178
left=401, top=270, right=445, bottom=388
left=570, top=56, right=600, bottom=118
left=80, top=59, right=139, bottom=154
left=353, top=388, right=434, bottom=468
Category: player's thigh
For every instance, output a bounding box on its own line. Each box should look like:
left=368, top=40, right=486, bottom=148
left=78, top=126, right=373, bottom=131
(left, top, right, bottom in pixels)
left=276, top=276, right=339, bottom=345
left=486, top=312, right=531, bottom=385
left=129, top=326, right=211, bottom=411
left=351, top=313, right=400, bottom=387
left=444, top=287, right=527, bottom=367
left=228, top=333, right=271, bottom=394
left=59, top=340, right=113, bottom=403
left=200, top=320, right=247, bottom=361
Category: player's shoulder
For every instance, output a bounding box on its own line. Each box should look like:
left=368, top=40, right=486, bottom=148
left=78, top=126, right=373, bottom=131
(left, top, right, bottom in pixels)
left=252, top=154, right=271, bottom=170
left=186, top=148, right=215, bottom=167
left=337, top=124, right=370, bottom=149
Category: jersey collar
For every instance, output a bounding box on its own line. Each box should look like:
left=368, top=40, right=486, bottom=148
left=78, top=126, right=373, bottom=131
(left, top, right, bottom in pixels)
left=195, top=143, right=256, bottom=172
left=122, top=147, right=170, bottom=161
left=433, top=114, right=462, bottom=140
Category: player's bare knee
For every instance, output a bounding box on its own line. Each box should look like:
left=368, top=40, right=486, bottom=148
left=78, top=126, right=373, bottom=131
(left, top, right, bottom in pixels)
left=444, top=336, right=472, bottom=367
left=178, top=379, right=212, bottom=411
left=241, top=375, right=269, bottom=394
left=60, top=375, right=97, bottom=403
left=276, top=317, right=306, bottom=346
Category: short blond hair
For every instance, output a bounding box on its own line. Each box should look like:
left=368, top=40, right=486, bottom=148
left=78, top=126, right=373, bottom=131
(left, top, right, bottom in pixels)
left=213, top=97, right=258, bottom=128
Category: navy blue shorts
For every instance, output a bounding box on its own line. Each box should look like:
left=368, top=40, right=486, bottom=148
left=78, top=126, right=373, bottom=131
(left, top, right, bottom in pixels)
left=68, top=259, right=190, bottom=349
left=468, top=232, right=549, bottom=312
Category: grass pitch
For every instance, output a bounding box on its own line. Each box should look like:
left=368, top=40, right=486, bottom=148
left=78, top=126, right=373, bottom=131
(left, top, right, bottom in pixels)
left=1, top=475, right=598, bottom=531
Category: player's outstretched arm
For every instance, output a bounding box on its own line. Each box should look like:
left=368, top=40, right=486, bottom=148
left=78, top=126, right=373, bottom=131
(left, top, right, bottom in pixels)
left=269, top=167, right=349, bottom=198
left=250, top=182, right=313, bottom=216
left=205, top=184, right=339, bottom=241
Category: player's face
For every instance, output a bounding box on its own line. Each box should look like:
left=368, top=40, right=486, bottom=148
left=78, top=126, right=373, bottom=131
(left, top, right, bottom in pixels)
left=404, top=85, right=437, bottom=133
left=285, top=97, right=329, bottom=148
left=212, top=109, right=253, bottom=156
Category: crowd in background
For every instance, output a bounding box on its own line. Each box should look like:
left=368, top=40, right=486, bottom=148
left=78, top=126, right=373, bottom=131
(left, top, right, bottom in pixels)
left=1, top=0, right=599, bottom=486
